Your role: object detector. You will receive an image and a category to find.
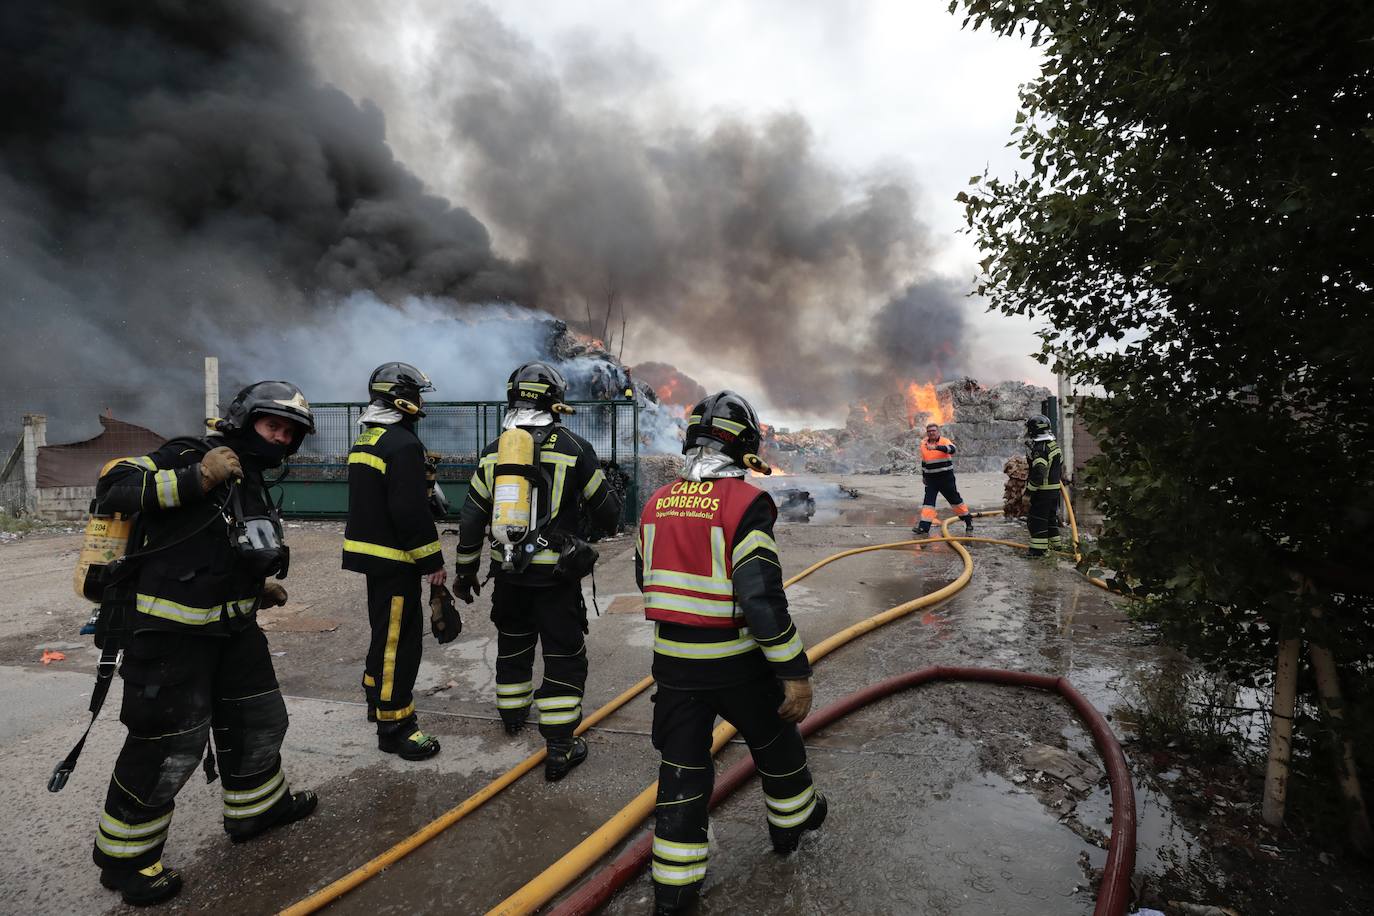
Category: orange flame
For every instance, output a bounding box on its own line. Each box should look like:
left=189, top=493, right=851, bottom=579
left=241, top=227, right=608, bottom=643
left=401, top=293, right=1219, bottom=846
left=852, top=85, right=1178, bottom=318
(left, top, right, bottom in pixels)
left=905, top=382, right=947, bottom=427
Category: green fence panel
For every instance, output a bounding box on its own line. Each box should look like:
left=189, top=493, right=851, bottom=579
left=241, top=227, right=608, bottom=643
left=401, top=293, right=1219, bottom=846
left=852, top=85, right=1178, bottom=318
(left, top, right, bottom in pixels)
left=281, top=400, right=638, bottom=521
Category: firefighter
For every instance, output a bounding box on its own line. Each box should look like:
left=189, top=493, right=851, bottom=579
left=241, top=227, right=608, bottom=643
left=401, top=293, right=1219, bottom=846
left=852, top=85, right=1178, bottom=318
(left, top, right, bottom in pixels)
left=637, top=390, right=826, bottom=915
left=1025, top=414, right=1064, bottom=557
left=453, top=362, right=621, bottom=781
left=912, top=422, right=973, bottom=538
left=90, top=381, right=318, bottom=907
left=343, top=362, right=447, bottom=760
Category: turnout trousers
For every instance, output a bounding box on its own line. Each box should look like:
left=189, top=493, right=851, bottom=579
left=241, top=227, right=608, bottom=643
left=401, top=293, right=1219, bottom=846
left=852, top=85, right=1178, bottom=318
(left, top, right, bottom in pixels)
left=491, top=579, right=588, bottom=740
left=650, top=678, right=817, bottom=903
left=92, top=626, right=293, bottom=871
left=1027, top=490, right=1062, bottom=556
left=362, top=571, right=424, bottom=737
left=916, top=472, right=971, bottom=533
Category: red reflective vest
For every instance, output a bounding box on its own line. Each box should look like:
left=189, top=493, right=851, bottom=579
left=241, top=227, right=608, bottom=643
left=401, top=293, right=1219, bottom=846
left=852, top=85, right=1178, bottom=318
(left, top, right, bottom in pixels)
left=919, top=437, right=955, bottom=474
left=638, top=476, right=761, bottom=629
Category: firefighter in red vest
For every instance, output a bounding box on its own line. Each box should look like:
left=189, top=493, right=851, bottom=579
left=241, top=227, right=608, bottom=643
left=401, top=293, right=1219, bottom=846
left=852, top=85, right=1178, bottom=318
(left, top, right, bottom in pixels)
left=912, top=422, right=974, bottom=538
left=636, top=391, right=826, bottom=915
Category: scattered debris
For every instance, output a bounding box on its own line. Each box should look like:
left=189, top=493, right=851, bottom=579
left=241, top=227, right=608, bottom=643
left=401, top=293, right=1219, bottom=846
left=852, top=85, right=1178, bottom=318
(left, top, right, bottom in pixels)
left=40, top=649, right=66, bottom=665
left=776, top=488, right=817, bottom=522
left=1168, top=903, right=1241, bottom=916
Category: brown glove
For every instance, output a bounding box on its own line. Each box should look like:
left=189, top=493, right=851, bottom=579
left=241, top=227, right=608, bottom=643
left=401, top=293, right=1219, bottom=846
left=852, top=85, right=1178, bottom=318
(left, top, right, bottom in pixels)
left=200, top=446, right=242, bottom=492
left=777, top=678, right=813, bottom=723
left=429, top=583, right=463, bottom=644
left=260, top=582, right=288, bottom=609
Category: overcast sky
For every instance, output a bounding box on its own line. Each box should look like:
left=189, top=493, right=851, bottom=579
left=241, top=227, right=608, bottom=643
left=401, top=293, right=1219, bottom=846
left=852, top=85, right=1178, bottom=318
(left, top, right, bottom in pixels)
left=300, top=0, right=1048, bottom=425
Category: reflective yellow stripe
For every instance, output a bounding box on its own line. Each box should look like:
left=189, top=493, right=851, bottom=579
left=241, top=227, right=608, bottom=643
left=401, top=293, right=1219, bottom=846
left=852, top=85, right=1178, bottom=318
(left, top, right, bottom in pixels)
left=643, top=569, right=734, bottom=596
left=362, top=673, right=376, bottom=687
left=223, top=771, right=284, bottom=804
left=652, top=860, right=709, bottom=886
left=381, top=595, right=403, bottom=702
left=100, top=811, right=172, bottom=839
left=644, top=592, right=738, bottom=619
left=470, top=473, right=491, bottom=499
left=153, top=469, right=180, bottom=508
left=135, top=593, right=256, bottom=626
left=711, top=417, right=745, bottom=435
left=652, top=837, right=709, bottom=863
left=344, top=539, right=413, bottom=563
left=374, top=701, right=416, bottom=721
left=224, top=778, right=287, bottom=819
left=760, top=632, right=805, bottom=663
left=731, top=529, right=777, bottom=566
left=541, top=453, right=577, bottom=467
left=96, top=831, right=168, bottom=858
left=766, top=794, right=818, bottom=828
left=408, top=540, right=442, bottom=562
left=581, top=468, right=606, bottom=500
left=765, top=784, right=815, bottom=813
left=653, top=624, right=757, bottom=659
left=348, top=452, right=388, bottom=473
left=455, top=548, right=481, bottom=564
left=496, top=681, right=534, bottom=695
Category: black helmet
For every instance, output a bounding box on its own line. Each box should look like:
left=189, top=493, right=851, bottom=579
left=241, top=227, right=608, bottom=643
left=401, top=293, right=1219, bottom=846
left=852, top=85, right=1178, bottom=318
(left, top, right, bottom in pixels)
left=369, top=362, right=434, bottom=417
left=1025, top=414, right=1053, bottom=437
left=506, top=361, right=569, bottom=412
left=214, top=380, right=315, bottom=458
left=684, top=391, right=763, bottom=465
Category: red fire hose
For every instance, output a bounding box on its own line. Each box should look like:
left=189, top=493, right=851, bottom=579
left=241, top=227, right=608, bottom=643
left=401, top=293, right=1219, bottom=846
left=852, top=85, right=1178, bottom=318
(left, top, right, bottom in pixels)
left=549, top=665, right=1136, bottom=916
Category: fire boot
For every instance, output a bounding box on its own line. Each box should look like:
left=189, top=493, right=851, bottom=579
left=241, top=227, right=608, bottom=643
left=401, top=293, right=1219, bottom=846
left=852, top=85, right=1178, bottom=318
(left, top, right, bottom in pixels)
left=654, top=883, right=700, bottom=916
left=379, top=727, right=441, bottom=761
left=99, top=861, right=183, bottom=907
left=545, top=736, right=588, bottom=782
left=500, top=705, right=529, bottom=736
left=228, top=790, right=319, bottom=844
left=769, top=792, right=828, bottom=854
left=962, top=515, right=974, bottom=535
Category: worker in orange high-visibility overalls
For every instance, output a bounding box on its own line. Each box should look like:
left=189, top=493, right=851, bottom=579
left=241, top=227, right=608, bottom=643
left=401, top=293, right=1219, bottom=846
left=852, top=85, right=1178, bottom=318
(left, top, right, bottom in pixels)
left=636, top=390, right=826, bottom=916
left=912, top=422, right=973, bottom=537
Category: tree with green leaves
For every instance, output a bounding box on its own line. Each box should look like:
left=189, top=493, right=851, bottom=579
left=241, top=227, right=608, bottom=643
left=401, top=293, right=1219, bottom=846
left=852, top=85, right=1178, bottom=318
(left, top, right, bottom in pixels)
left=951, top=0, right=1374, bottom=851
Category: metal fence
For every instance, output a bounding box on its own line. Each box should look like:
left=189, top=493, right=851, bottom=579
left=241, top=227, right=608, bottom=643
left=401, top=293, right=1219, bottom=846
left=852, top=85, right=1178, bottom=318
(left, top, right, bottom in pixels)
left=279, top=400, right=640, bottom=522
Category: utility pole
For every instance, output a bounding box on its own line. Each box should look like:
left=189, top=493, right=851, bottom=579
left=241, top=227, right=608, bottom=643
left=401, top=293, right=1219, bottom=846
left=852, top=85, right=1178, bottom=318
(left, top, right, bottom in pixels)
left=205, top=357, right=220, bottom=424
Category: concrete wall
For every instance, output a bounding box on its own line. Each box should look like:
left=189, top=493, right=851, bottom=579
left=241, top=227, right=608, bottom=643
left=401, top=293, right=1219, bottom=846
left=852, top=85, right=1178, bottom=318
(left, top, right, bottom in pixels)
left=36, top=486, right=95, bottom=522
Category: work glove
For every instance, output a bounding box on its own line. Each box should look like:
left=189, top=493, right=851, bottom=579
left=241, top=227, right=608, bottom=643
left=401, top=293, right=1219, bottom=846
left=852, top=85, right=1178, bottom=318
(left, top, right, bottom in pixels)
left=777, top=678, right=814, bottom=723
left=260, top=582, right=288, bottom=609
left=453, top=574, right=481, bottom=605
left=200, top=446, right=242, bottom=492
left=429, top=583, right=463, bottom=643
left=935, top=444, right=953, bottom=453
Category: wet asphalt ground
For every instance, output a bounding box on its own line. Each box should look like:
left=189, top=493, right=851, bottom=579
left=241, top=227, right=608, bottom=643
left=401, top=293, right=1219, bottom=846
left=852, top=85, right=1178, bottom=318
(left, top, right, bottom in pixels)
left=2, top=473, right=1180, bottom=915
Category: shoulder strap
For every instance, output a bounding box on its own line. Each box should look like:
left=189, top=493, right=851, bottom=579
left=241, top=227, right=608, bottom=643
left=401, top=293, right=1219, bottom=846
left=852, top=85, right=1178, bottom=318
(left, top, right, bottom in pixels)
left=48, top=633, right=122, bottom=792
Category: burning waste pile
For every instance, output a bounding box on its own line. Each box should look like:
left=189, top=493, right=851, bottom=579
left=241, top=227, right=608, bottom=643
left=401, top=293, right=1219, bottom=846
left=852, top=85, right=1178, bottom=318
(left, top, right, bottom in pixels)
left=761, top=378, right=1052, bottom=475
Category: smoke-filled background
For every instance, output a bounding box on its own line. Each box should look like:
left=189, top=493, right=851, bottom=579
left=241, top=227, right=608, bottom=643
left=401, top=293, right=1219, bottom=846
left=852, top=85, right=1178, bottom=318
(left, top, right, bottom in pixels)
left=1, top=0, right=1036, bottom=445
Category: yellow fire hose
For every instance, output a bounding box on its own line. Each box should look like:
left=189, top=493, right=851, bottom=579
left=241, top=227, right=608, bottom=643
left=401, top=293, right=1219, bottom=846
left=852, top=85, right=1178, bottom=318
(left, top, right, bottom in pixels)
left=285, top=507, right=1085, bottom=916
left=485, top=517, right=1027, bottom=915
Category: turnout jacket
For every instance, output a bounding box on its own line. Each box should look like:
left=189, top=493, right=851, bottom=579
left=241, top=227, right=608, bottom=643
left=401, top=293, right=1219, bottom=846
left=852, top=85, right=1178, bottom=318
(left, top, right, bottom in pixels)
left=919, top=436, right=957, bottom=478
left=94, top=436, right=275, bottom=635
left=455, top=425, right=621, bottom=587
left=1026, top=436, right=1064, bottom=493
left=343, top=422, right=444, bottom=576
left=635, top=476, right=811, bottom=689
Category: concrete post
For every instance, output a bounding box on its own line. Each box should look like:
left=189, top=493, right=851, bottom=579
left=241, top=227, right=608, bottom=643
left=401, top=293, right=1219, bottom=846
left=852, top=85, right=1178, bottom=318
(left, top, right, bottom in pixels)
left=22, top=414, right=47, bottom=514
left=205, top=356, right=220, bottom=425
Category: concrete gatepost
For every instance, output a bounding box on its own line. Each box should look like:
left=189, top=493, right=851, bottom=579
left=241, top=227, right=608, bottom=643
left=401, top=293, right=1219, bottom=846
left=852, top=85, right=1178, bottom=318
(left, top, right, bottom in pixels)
left=205, top=356, right=220, bottom=425
left=22, top=414, right=47, bottom=515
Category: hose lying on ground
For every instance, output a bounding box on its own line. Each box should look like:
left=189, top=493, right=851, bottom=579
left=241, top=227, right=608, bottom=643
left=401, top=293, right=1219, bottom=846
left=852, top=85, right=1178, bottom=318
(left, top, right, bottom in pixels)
left=484, top=516, right=1076, bottom=916
left=285, top=512, right=1122, bottom=916
left=547, top=665, right=1137, bottom=916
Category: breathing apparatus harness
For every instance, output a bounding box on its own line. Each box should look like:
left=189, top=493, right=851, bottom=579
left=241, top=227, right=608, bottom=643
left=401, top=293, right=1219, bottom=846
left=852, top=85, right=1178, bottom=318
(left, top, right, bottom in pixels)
left=486, top=407, right=601, bottom=625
